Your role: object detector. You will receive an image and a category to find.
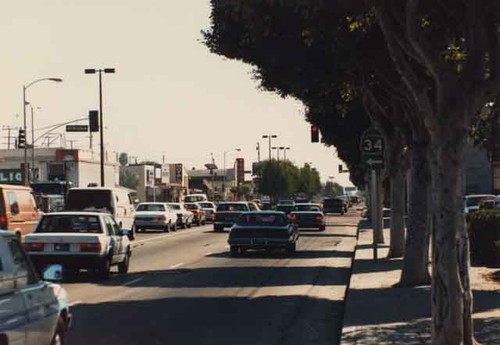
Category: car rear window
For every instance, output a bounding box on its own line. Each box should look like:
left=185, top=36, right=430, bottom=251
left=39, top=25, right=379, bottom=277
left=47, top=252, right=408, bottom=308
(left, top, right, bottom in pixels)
left=217, top=204, right=249, bottom=212
left=66, top=190, right=113, bottom=212
left=199, top=202, right=214, bottom=208
left=184, top=203, right=198, bottom=210
left=36, top=215, right=102, bottom=234
left=166, top=204, right=181, bottom=210
left=236, top=213, right=288, bottom=226
left=323, top=198, right=343, bottom=206
left=137, top=204, right=165, bottom=212
left=294, top=205, right=321, bottom=212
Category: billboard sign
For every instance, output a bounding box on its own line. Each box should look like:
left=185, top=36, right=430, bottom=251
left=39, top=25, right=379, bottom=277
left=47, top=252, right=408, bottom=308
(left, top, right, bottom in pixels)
left=0, top=169, right=23, bottom=185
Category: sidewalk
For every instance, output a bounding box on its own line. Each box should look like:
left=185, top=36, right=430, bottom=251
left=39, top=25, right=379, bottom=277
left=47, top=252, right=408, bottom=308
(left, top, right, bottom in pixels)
left=340, top=218, right=500, bottom=344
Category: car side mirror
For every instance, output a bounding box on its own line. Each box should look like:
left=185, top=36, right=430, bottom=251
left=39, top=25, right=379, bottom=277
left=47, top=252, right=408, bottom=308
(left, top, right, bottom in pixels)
left=43, top=264, right=63, bottom=282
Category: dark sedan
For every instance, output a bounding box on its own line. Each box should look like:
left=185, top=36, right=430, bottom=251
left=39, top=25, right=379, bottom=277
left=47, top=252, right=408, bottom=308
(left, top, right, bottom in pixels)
left=228, top=211, right=299, bottom=256
left=289, top=203, right=326, bottom=231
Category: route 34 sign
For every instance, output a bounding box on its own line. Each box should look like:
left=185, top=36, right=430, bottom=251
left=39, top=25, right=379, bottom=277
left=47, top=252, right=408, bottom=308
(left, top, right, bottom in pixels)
left=360, top=128, right=385, bottom=170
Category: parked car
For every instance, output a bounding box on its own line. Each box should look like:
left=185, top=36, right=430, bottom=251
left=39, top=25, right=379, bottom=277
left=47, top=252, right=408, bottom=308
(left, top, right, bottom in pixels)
left=134, top=202, right=178, bottom=232
left=322, top=197, right=345, bottom=215
left=289, top=203, right=325, bottom=231
left=0, top=229, right=72, bottom=345
left=65, top=187, right=137, bottom=240
left=199, top=201, right=217, bottom=222
left=464, top=194, right=496, bottom=214
left=228, top=211, right=299, bottom=256
left=276, top=199, right=296, bottom=214
left=0, top=184, right=43, bottom=238
left=24, top=212, right=132, bottom=278
left=165, top=202, right=194, bottom=229
left=213, top=201, right=252, bottom=232
left=184, top=202, right=207, bottom=226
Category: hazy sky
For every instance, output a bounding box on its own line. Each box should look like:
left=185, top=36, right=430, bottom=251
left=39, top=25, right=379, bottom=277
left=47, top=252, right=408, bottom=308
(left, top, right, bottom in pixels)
left=0, top=0, right=353, bottom=187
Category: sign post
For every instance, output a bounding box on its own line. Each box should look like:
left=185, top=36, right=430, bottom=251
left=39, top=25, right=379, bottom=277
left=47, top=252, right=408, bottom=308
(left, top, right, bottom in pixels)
left=360, top=128, right=386, bottom=259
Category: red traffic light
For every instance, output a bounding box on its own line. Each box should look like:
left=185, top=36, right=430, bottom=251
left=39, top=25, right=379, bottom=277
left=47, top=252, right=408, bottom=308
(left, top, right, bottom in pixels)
left=311, top=126, right=320, bottom=143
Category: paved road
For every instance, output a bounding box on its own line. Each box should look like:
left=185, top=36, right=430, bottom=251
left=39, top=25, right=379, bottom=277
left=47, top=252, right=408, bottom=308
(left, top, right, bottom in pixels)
left=64, top=211, right=360, bottom=345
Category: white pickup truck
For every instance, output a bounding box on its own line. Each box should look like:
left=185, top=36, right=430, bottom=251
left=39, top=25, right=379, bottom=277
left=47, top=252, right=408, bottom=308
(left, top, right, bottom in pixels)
left=0, top=230, right=72, bottom=345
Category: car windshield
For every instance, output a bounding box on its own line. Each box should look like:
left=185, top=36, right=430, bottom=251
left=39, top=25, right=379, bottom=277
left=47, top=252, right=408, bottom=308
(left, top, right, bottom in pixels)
left=294, top=205, right=321, bottom=212
left=199, top=202, right=214, bottom=208
left=236, top=213, right=288, bottom=226
left=323, top=198, right=343, bottom=206
left=36, top=215, right=102, bottom=233
left=137, top=204, right=165, bottom=212
left=217, top=203, right=249, bottom=212
left=166, top=204, right=181, bottom=210
left=278, top=200, right=294, bottom=205
left=466, top=196, right=494, bottom=207
left=184, top=204, right=198, bottom=210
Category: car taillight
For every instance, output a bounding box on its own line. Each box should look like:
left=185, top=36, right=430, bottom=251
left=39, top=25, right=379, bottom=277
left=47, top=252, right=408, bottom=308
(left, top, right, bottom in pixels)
left=80, top=242, right=102, bottom=252
left=212, top=213, right=217, bottom=220
left=24, top=242, right=44, bottom=252
left=315, top=215, right=323, bottom=221
left=0, top=215, right=6, bottom=228
left=154, top=216, right=167, bottom=222
left=289, top=214, right=297, bottom=221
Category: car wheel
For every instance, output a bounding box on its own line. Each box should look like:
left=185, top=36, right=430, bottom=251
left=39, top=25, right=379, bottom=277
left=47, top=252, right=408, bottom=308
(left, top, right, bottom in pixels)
left=287, top=243, right=296, bottom=254
left=170, top=222, right=177, bottom=231
left=118, top=250, right=130, bottom=274
left=201, top=219, right=206, bottom=226
left=129, top=224, right=136, bottom=241
left=230, top=246, right=239, bottom=257
left=181, top=221, right=187, bottom=229
left=319, top=225, right=326, bottom=231
left=97, top=258, right=111, bottom=279
left=163, top=224, right=170, bottom=232
left=50, top=316, right=67, bottom=345
left=187, top=221, right=192, bottom=228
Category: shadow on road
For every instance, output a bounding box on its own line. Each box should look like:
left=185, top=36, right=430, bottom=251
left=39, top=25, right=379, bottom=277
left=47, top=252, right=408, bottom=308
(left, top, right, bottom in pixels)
left=69, top=296, right=346, bottom=345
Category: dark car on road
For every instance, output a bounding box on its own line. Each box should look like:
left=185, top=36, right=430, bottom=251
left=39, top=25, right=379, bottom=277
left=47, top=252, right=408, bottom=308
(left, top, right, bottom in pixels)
left=289, top=203, right=326, bottom=231
left=275, top=199, right=296, bottom=214
left=228, top=211, right=299, bottom=256
left=213, top=202, right=251, bottom=232
left=322, top=197, right=345, bottom=215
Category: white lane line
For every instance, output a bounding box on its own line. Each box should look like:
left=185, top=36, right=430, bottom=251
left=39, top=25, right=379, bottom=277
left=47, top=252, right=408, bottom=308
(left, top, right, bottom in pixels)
left=69, top=300, right=82, bottom=307
left=169, top=263, right=184, bottom=269
left=205, top=252, right=213, bottom=256
left=123, top=277, right=144, bottom=286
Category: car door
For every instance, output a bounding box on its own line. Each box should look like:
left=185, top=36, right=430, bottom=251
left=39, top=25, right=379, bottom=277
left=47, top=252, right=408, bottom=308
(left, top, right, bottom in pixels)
left=104, top=216, right=124, bottom=264
left=0, top=238, right=27, bottom=345
left=109, top=216, right=127, bottom=260
left=6, top=237, right=58, bottom=345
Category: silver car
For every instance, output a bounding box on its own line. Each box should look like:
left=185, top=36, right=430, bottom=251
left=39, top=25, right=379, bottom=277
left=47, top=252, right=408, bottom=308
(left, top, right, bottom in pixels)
left=0, top=230, right=72, bottom=345
left=198, top=201, right=217, bottom=222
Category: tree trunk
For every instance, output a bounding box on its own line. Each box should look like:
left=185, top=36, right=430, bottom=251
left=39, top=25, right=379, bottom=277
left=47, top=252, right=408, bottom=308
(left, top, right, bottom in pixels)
left=430, top=137, right=474, bottom=345
left=399, top=142, right=431, bottom=286
left=387, top=166, right=405, bottom=258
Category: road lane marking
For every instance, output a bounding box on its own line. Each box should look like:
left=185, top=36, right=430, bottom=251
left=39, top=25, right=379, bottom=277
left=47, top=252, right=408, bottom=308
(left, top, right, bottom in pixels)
left=169, top=263, right=184, bottom=269
left=123, top=277, right=144, bottom=286
left=205, top=252, right=213, bottom=256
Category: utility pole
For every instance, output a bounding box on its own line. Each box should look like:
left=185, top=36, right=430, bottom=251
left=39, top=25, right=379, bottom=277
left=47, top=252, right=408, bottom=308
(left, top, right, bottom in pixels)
left=256, top=142, right=261, bottom=162
left=262, top=134, right=277, bottom=160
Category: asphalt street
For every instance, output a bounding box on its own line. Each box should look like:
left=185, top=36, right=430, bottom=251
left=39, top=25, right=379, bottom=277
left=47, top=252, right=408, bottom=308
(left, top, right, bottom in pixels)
left=64, top=211, right=359, bottom=345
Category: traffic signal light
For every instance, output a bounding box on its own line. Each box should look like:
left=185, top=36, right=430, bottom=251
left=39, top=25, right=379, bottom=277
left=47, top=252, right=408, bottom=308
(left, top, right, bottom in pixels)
left=89, top=110, right=99, bottom=132
left=311, top=126, right=320, bottom=143
left=339, top=164, right=343, bottom=173
left=18, top=128, right=26, bottom=148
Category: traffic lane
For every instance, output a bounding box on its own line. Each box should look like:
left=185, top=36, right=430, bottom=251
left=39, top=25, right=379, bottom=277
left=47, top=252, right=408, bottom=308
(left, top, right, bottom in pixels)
left=67, top=213, right=358, bottom=345
left=62, top=223, right=230, bottom=304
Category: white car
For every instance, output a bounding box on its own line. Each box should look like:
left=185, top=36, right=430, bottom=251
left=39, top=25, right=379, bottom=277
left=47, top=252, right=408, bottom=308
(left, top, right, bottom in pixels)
left=165, top=202, right=194, bottom=229
left=24, top=212, right=131, bottom=278
left=134, top=202, right=179, bottom=232
left=0, top=229, right=72, bottom=345
left=464, top=194, right=496, bottom=214
left=198, top=201, right=217, bottom=222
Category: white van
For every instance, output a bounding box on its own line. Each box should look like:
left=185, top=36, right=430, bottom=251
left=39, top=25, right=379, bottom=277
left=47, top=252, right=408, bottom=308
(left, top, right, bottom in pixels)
left=183, top=194, right=208, bottom=203
left=64, top=187, right=136, bottom=239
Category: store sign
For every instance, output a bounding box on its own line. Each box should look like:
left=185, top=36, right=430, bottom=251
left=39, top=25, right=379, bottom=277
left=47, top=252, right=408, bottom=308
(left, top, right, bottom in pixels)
left=161, top=165, right=170, bottom=184
left=0, top=169, right=23, bottom=184
left=174, top=164, right=183, bottom=183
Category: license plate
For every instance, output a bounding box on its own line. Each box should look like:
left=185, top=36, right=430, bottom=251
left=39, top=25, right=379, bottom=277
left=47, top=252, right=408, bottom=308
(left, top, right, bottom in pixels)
left=54, top=243, right=69, bottom=251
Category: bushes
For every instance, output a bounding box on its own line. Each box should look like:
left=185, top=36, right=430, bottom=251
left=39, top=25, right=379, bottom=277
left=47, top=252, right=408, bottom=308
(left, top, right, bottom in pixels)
left=467, top=210, right=500, bottom=267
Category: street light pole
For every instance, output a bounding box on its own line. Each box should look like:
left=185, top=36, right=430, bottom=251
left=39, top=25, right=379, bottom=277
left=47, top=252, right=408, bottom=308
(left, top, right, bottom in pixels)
left=282, top=146, right=290, bottom=160
left=85, top=68, right=115, bottom=187
left=223, top=148, right=240, bottom=199
left=22, top=77, right=63, bottom=186
left=262, top=134, right=277, bottom=160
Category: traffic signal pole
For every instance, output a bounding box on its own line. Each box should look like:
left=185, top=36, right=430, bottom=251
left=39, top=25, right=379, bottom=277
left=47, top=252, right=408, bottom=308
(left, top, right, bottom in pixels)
left=22, top=85, right=28, bottom=186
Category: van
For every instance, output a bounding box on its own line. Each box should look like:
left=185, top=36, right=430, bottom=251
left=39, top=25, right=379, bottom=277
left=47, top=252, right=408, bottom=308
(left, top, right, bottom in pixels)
left=65, top=187, right=136, bottom=239
left=0, top=184, right=42, bottom=237
left=183, top=194, right=208, bottom=203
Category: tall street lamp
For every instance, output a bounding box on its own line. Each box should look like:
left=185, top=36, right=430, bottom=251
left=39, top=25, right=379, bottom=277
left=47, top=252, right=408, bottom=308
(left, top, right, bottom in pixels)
left=280, top=146, right=290, bottom=160
left=85, top=68, right=115, bottom=187
left=262, top=134, right=277, bottom=160
left=22, top=77, right=63, bottom=185
left=28, top=103, right=41, bottom=181
left=272, top=146, right=280, bottom=161
left=223, top=148, right=241, bottom=198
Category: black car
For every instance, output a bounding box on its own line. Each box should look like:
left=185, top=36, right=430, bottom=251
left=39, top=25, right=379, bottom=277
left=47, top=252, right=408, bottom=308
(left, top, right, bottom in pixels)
left=228, top=211, right=299, bottom=256
left=289, top=203, right=326, bottom=231
left=322, top=197, right=345, bottom=215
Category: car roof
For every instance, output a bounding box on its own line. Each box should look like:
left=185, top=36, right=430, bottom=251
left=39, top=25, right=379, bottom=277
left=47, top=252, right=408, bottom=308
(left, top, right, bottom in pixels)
left=241, top=211, right=286, bottom=215
left=138, top=202, right=166, bottom=205
left=0, top=229, right=16, bottom=238
left=295, top=203, right=320, bottom=206
left=218, top=201, right=248, bottom=204
left=465, top=194, right=496, bottom=198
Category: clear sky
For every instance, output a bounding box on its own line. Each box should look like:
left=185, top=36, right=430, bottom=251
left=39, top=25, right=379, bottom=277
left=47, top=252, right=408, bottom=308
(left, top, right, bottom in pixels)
left=0, top=0, right=353, bottom=187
